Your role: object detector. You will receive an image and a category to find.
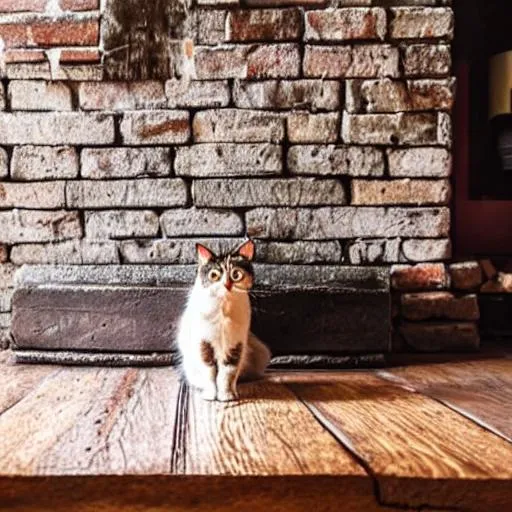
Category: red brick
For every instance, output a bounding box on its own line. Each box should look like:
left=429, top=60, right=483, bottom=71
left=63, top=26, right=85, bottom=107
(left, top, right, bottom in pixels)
left=401, top=292, right=480, bottom=321
left=247, top=43, right=300, bottom=79
left=244, top=0, right=326, bottom=5
left=305, top=8, right=386, bottom=42
left=304, top=45, right=399, bottom=78
left=60, top=0, right=99, bottom=11
left=0, top=245, right=7, bottom=264
left=449, top=262, right=482, bottom=290
left=400, top=322, right=479, bottom=352
left=4, top=49, right=46, bottom=63
left=0, top=18, right=99, bottom=48
left=391, top=263, right=449, bottom=291
left=0, top=0, right=46, bottom=12
left=60, top=49, right=101, bottom=63
left=227, top=8, right=302, bottom=42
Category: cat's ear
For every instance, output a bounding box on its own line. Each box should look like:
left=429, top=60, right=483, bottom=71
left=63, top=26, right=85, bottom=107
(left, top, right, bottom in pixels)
left=235, top=239, right=255, bottom=261
left=196, top=244, right=215, bottom=265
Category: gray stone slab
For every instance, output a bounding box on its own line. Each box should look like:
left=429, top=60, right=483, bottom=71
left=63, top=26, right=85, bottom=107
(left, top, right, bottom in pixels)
left=15, top=265, right=389, bottom=292
left=12, top=280, right=390, bottom=355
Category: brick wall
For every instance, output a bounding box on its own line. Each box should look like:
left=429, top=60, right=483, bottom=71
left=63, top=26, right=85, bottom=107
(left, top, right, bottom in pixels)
left=0, top=0, right=460, bottom=351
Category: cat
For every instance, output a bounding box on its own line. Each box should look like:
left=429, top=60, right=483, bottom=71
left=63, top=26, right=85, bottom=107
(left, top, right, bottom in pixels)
left=176, top=239, right=271, bottom=401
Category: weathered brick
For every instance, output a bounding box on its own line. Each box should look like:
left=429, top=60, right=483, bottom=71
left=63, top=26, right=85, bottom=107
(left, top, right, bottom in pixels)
left=194, top=44, right=300, bottom=79
left=0, top=313, right=10, bottom=329
left=244, top=0, right=326, bottom=5
left=194, top=179, right=346, bottom=207
left=346, top=79, right=455, bottom=113
left=11, top=145, right=79, bottom=180
left=197, top=0, right=238, bottom=5
left=246, top=207, right=449, bottom=239
left=288, top=145, right=385, bottom=176
left=257, top=241, right=343, bottom=264
left=0, top=263, right=15, bottom=288
left=4, top=49, right=45, bottom=63
left=287, top=113, right=339, bottom=144
left=194, top=9, right=226, bottom=45
left=0, top=289, right=14, bottom=312
left=403, top=44, right=451, bottom=77
left=388, top=148, right=451, bottom=177
left=193, top=109, right=284, bottom=143
left=438, top=112, right=452, bottom=147
left=60, top=0, right=99, bottom=10
left=8, top=80, right=72, bottom=111
left=79, top=81, right=166, bottom=110
left=401, top=292, right=479, bottom=321
left=67, top=179, right=188, bottom=208
left=0, top=82, right=5, bottom=110
left=0, top=244, right=7, bottom=263
left=0, top=0, right=47, bottom=12
left=227, top=8, right=302, bottom=42
left=234, top=80, right=340, bottom=111
left=342, top=113, right=442, bottom=145
left=449, top=262, right=483, bottom=290
left=0, top=16, right=99, bottom=48
left=10, top=240, right=119, bottom=265
left=305, top=8, right=386, bottom=41
left=391, top=263, right=449, bottom=290
left=304, top=45, right=399, bottom=78
left=120, top=111, right=190, bottom=145
left=0, top=210, right=82, bottom=244
left=246, top=43, right=301, bottom=79
left=0, top=181, right=65, bottom=208
left=120, top=238, right=245, bottom=265
left=85, top=211, right=159, bottom=239
left=175, top=143, right=282, bottom=177
left=400, top=322, right=479, bottom=352
left=0, top=113, right=114, bottom=145
left=6, top=62, right=104, bottom=81
left=0, top=148, right=7, bottom=178
left=81, top=148, right=171, bottom=179
left=351, top=179, right=450, bottom=205
left=390, top=7, right=454, bottom=40
left=160, top=208, right=243, bottom=237
left=348, top=239, right=401, bottom=264
left=402, top=239, right=452, bottom=262
left=165, top=80, right=230, bottom=108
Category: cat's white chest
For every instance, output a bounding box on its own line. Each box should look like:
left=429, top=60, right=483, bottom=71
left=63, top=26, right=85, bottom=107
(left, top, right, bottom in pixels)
left=194, top=297, right=249, bottom=347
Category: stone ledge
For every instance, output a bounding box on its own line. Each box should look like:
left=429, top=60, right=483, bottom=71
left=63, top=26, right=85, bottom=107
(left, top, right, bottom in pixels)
left=12, top=265, right=390, bottom=358
left=15, top=264, right=390, bottom=292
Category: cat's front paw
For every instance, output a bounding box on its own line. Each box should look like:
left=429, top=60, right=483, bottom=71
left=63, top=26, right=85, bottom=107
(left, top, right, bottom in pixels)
left=200, top=387, right=217, bottom=401
left=217, top=389, right=239, bottom=402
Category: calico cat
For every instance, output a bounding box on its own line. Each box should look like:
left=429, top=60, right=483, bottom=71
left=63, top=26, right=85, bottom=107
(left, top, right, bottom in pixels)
left=176, top=239, right=271, bottom=401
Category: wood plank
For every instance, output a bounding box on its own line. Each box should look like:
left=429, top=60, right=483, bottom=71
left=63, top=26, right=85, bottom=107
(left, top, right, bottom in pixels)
left=379, top=359, right=512, bottom=443
left=0, top=351, right=58, bottom=414
left=0, top=367, right=181, bottom=475
left=282, top=372, right=512, bottom=511
left=0, top=475, right=429, bottom=512
left=178, top=379, right=389, bottom=510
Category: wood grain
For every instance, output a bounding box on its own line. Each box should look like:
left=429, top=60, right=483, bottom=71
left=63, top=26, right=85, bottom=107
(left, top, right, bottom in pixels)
left=0, top=351, right=58, bottom=415
left=0, top=475, right=417, bottom=512
left=378, top=359, right=512, bottom=442
left=182, top=379, right=367, bottom=477
left=283, top=372, right=512, bottom=511
left=0, top=367, right=181, bottom=475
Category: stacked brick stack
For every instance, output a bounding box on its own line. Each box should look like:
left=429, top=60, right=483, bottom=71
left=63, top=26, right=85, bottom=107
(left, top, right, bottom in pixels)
left=1, top=0, right=456, bottom=351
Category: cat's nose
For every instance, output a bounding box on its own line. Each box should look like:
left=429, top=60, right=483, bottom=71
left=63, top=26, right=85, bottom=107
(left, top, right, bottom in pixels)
left=224, top=279, right=233, bottom=291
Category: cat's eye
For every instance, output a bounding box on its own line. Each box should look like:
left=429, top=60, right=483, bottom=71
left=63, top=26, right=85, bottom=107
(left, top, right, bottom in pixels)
left=208, top=269, right=221, bottom=282
left=230, top=268, right=244, bottom=282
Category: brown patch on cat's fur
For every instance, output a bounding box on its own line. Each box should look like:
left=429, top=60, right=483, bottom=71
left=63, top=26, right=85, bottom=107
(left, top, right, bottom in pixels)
left=200, top=340, right=216, bottom=367
left=224, top=342, right=242, bottom=366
